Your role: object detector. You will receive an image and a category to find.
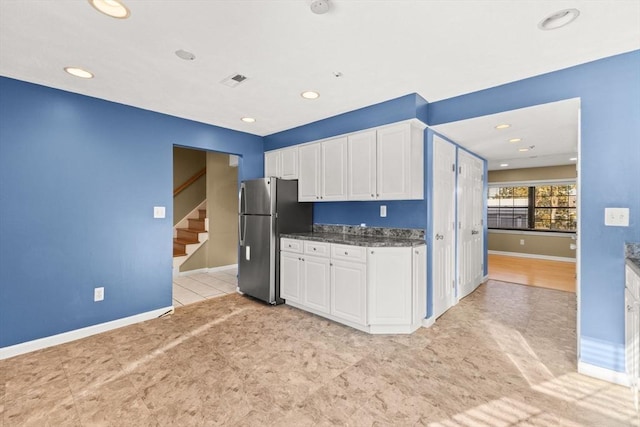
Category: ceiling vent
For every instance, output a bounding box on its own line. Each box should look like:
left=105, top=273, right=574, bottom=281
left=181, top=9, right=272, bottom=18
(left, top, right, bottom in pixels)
left=221, top=73, right=248, bottom=88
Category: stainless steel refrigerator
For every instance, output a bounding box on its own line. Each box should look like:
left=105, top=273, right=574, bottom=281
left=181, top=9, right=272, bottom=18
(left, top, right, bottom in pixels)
left=238, top=178, right=312, bottom=304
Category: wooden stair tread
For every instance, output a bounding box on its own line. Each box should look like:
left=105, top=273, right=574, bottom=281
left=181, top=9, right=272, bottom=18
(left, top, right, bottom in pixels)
left=177, top=227, right=206, bottom=233
left=174, top=237, right=199, bottom=245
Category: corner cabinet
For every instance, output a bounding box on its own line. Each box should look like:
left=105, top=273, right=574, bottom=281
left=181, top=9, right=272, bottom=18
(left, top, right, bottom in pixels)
left=280, top=238, right=427, bottom=334
left=625, top=262, right=640, bottom=408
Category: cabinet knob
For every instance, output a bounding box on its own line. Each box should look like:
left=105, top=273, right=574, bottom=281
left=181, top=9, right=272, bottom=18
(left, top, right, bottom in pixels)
left=370, top=250, right=374, bottom=254
left=376, top=193, right=380, bottom=197
left=344, top=251, right=348, bottom=255
left=313, top=247, right=316, bottom=251
left=629, top=305, right=635, bottom=312
left=371, top=194, right=374, bottom=198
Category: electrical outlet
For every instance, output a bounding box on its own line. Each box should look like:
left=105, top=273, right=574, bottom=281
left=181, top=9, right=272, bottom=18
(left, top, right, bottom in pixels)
left=380, top=205, right=387, bottom=217
left=604, top=207, right=629, bottom=227
left=520, top=239, right=525, bottom=246
left=94, top=287, right=104, bottom=302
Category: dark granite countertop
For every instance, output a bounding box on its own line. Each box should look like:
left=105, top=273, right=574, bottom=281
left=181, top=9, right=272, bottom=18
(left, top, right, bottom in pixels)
left=280, top=232, right=426, bottom=247
left=626, top=243, right=640, bottom=276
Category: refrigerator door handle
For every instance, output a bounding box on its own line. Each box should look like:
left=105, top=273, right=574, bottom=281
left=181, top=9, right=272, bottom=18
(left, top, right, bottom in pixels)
left=239, top=182, right=247, bottom=215
left=239, top=215, right=246, bottom=246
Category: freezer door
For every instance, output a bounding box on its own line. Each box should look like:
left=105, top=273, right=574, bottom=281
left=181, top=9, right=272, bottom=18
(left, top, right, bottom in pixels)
left=240, top=178, right=274, bottom=215
left=238, top=214, right=275, bottom=303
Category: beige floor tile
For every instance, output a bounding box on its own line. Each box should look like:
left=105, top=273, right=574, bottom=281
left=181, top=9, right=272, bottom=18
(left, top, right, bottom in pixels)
left=2, top=281, right=634, bottom=427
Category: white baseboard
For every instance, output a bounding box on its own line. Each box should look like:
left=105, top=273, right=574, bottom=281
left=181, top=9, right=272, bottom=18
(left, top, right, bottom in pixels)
left=422, top=316, right=435, bottom=328
left=489, top=250, right=576, bottom=263
left=208, top=264, right=238, bottom=273
left=0, top=306, right=173, bottom=360
left=176, top=264, right=238, bottom=277
left=578, top=361, right=630, bottom=386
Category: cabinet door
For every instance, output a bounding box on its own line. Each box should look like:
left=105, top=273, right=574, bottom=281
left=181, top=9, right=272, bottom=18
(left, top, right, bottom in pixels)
left=265, top=150, right=280, bottom=178
left=331, top=259, right=367, bottom=325
left=280, top=146, right=299, bottom=180
left=367, top=247, right=412, bottom=325
left=348, top=131, right=376, bottom=201
left=376, top=123, right=412, bottom=200
left=412, top=245, right=427, bottom=325
left=321, top=137, right=348, bottom=201
left=280, top=251, right=302, bottom=303
left=298, top=143, right=321, bottom=201
left=302, top=255, right=330, bottom=314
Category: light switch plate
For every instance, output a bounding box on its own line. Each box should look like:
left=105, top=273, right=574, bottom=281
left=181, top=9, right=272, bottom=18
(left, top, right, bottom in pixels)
left=153, top=206, right=166, bottom=219
left=604, top=207, right=629, bottom=227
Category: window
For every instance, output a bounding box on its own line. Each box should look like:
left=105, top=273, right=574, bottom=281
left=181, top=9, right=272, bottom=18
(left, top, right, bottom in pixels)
left=488, top=183, right=576, bottom=232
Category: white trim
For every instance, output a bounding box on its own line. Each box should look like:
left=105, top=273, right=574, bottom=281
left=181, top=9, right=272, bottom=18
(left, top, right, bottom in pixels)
left=488, top=178, right=576, bottom=187
left=488, top=250, right=576, bottom=263
left=0, top=306, right=174, bottom=360
left=177, top=264, right=238, bottom=277
left=421, top=316, right=435, bottom=328
left=489, top=229, right=576, bottom=238
left=578, top=361, right=630, bottom=386
left=208, top=264, right=238, bottom=273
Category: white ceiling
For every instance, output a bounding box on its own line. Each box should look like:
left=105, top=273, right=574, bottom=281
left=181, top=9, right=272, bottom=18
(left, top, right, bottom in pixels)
left=432, top=98, right=580, bottom=170
left=1, top=1, right=639, bottom=167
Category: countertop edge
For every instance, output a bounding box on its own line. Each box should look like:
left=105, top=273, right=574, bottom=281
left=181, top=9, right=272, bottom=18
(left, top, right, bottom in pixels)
left=281, top=232, right=426, bottom=248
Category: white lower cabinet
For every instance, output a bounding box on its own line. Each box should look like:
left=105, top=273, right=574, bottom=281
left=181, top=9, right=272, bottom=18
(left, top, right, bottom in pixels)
left=302, top=255, right=331, bottom=314
left=368, top=247, right=412, bottom=326
left=331, top=259, right=367, bottom=326
left=625, top=263, right=640, bottom=408
left=280, top=251, right=303, bottom=303
left=280, top=238, right=426, bottom=334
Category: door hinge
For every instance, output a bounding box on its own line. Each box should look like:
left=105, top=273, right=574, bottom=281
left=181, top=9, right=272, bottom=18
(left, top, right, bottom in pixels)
left=459, top=221, right=461, bottom=229
left=459, top=166, right=462, bottom=174
left=452, top=163, right=455, bottom=172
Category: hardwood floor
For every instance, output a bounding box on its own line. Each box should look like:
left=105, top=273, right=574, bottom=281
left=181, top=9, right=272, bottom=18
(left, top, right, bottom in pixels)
left=488, top=253, right=576, bottom=293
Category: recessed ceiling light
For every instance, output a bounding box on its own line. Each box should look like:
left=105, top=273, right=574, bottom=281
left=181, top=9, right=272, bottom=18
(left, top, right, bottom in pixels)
left=495, top=124, right=510, bottom=130
left=301, top=91, right=320, bottom=99
left=570, top=157, right=578, bottom=161
left=518, top=148, right=529, bottom=152
left=509, top=138, right=522, bottom=143
left=241, top=117, right=256, bottom=123
left=500, top=163, right=509, bottom=167
left=64, top=67, right=94, bottom=79
left=88, top=0, right=130, bottom=19
left=538, top=8, right=580, bottom=31
left=310, top=0, right=330, bottom=14
left=175, top=50, right=196, bottom=61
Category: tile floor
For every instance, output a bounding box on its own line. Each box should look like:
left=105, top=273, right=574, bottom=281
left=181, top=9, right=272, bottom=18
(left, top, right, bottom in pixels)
left=172, top=267, right=238, bottom=307
left=1, top=280, right=637, bottom=426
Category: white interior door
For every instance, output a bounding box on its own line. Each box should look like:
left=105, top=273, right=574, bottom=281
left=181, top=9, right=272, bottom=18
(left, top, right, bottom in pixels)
left=470, top=154, right=485, bottom=288
left=457, top=150, right=484, bottom=299
left=432, top=136, right=456, bottom=319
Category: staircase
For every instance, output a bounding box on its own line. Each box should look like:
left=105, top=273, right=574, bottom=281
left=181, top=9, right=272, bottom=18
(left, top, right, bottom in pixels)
left=173, top=201, right=208, bottom=275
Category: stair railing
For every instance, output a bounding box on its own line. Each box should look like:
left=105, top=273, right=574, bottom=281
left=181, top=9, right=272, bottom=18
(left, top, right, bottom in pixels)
left=174, top=167, right=206, bottom=197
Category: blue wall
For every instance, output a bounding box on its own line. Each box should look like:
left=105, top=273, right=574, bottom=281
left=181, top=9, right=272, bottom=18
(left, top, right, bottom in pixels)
left=264, top=93, right=430, bottom=229
left=0, top=77, right=263, bottom=348
left=429, top=50, right=640, bottom=372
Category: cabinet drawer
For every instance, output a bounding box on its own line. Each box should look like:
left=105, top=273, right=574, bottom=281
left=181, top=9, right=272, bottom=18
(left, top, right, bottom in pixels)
left=331, top=244, right=367, bottom=263
left=281, top=238, right=303, bottom=254
left=304, top=240, right=330, bottom=257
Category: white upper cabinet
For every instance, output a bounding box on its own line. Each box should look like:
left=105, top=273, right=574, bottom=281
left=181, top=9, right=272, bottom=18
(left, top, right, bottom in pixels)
left=264, top=150, right=279, bottom=178
left=298, top=143, right=322, bottom=201
left=264, top=146, right=298, bottom=179
left=285, top=119, right=424, bottom=202
left=321, top=137, right=348, bottom=201
left=348, top=130, right=377, bottom=201
left=280, top=146, right=298, bottom=179
left=377, top=122, right=423, bottom=200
